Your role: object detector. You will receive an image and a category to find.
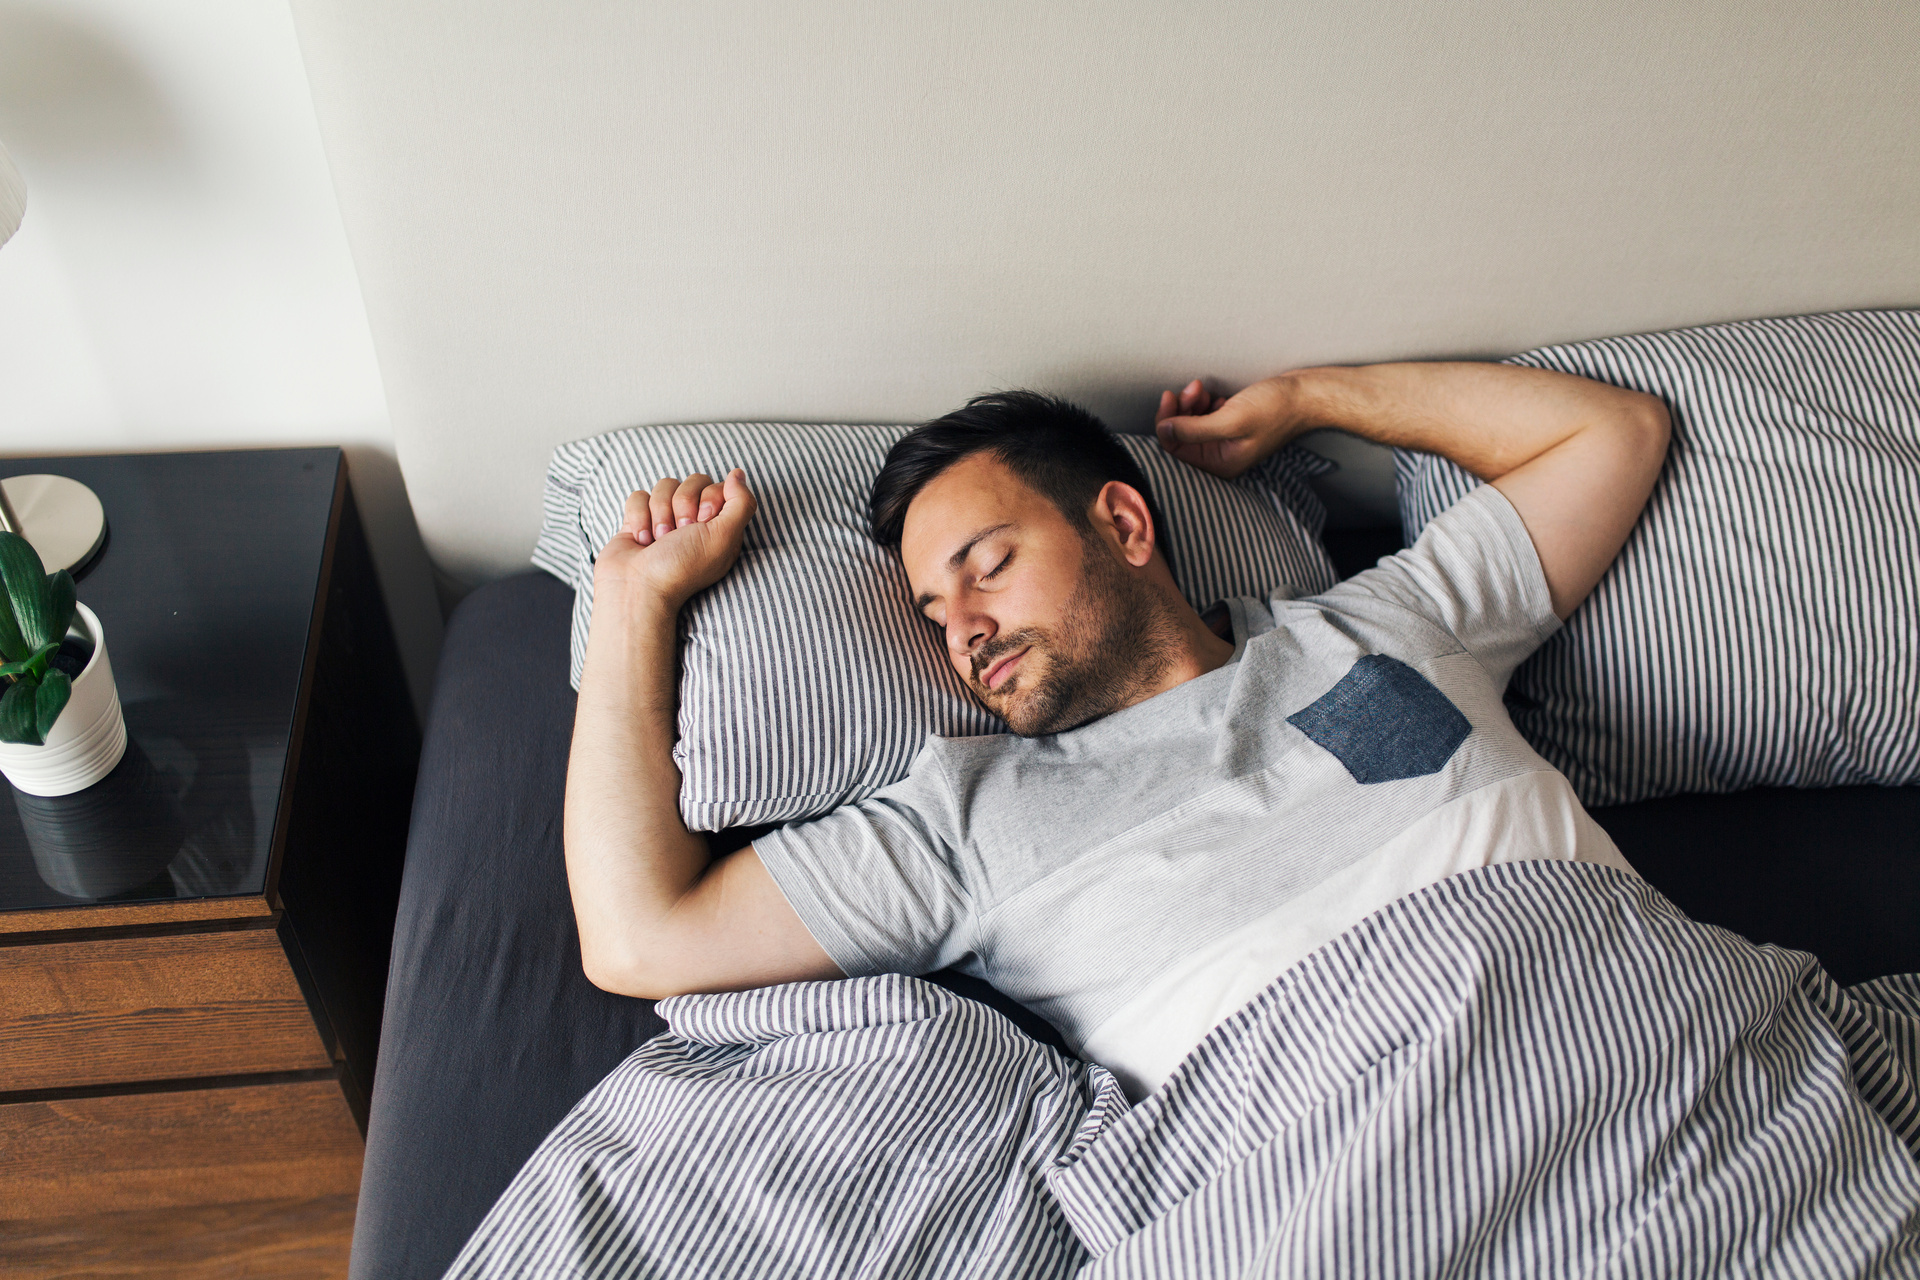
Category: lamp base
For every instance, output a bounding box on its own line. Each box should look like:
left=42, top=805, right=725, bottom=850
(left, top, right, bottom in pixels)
left=0, top=474, right=108, bottom=576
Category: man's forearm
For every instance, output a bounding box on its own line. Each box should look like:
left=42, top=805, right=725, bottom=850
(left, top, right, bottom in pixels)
left=564, top=581, right=710, bottom=987
left=1279, top=362, right=1662, bottom=481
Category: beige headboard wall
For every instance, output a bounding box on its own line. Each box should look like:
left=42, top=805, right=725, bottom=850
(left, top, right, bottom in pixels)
left=289, top=0, right=1920, bottom=590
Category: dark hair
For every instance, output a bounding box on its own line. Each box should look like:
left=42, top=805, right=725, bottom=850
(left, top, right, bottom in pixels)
left=868, top=390, right=1168, bottom=557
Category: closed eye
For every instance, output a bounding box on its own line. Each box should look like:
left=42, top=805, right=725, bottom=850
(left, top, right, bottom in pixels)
left=916, top=548, right=1012, bottom=626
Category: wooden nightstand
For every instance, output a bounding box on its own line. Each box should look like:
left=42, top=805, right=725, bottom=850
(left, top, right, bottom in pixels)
left=0, top=449, right=420, bottom=1276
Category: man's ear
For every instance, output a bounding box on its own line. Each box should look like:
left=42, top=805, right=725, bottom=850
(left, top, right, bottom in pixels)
left=1093, top=481, right=1156, bottom=567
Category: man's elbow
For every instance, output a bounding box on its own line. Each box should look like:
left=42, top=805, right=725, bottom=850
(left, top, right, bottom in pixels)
left=580, top=937, right=694, bottom=1001
left=1620, top=391, right=1673, bottom=455
left=1594, top=390, right=1671, bottom=497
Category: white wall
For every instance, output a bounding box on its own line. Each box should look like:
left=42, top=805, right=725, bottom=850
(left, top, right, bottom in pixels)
left=18, top=0, right=1907, bottom=620
left=290, top=0, right=1920, bottom=587
left=0, top=0, right=440, bottom=714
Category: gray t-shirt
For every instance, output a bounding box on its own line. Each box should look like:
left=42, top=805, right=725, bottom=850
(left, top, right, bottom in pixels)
left=756, top=486, right=1626, bottom=1081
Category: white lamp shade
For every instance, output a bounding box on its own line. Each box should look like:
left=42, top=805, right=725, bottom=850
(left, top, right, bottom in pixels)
left=0, top=141, right=24, bottom=248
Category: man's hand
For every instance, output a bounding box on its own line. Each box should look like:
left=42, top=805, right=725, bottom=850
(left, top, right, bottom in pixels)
left=1153, top=377, right=1305, bottom=479
left=595, top=469, right=755, bottom=609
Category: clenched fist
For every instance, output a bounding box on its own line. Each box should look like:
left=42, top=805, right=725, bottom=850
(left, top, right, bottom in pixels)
left=1153, top=376, right=1310, bottom=479
left=593, top=469, right=757, bottom=611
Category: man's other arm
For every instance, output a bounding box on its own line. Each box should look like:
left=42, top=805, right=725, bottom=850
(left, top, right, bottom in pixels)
left=1153, top=366, right=1671, bottom=619
left=565, top=470, right=841, bottom=999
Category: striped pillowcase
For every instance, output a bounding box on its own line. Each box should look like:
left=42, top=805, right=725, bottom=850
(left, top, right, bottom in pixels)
left=534, top=423, right=1336, bottom=831
left=1395, top=310, right=1920, bottom=807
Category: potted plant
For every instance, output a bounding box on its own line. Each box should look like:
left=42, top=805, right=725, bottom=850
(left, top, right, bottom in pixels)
left=0, top=530, right=126, bottom=795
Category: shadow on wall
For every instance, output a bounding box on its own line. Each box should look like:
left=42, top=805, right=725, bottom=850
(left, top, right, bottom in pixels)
left=0, top=1, right=448, bottom=718
left=342, top=444, right=467, bottom=631
left=0, top=3, right=192, bottom=180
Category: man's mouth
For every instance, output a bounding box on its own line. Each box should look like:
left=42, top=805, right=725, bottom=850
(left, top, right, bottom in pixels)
left=982, top=647, right=1029, bottom=692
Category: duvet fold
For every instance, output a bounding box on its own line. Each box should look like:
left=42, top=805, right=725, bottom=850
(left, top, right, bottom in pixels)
left=447, top=862, right=1920, bottom=1279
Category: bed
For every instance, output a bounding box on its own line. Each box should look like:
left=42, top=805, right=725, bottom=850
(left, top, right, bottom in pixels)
left=275, top=0, right=1920, bottom=1264
left=336, top=296, right=1920, bottom=1276
left=347, top=536, right=1920, bottom=1279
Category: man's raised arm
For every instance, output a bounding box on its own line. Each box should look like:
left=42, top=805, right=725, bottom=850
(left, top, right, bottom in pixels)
left=564, top=469, right=840, bottom=999
left=1154, top=365, right=1671, bottom=619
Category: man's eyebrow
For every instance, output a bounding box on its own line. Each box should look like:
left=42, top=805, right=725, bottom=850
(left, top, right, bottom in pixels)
left=913, top=523, right=1014, bottom=612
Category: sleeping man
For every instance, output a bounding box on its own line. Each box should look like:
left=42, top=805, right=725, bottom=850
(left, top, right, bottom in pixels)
left=563, top=360, right=1671, bottom=1097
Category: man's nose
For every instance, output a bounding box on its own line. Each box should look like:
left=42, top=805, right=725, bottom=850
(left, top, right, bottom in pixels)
left=948, top=605, right=995, bottom=658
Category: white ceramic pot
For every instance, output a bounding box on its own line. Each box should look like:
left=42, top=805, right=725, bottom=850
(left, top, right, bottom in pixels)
left=0, top=602, right=127, bottom=797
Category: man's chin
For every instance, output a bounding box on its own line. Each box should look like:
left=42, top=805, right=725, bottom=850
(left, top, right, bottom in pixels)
left=977, top=660, right=1103, bottom=737
left=980, top=687, right=1044, bottom=738
left=995, top=687, right=1104, bottom=739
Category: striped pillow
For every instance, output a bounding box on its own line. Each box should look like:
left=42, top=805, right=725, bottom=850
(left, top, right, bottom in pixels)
left=1396, top=310, right=1920, bottom=807
left=535, top=423, right=1337, bottom=831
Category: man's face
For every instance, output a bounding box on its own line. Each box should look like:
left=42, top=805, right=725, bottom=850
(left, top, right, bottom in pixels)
left=900, top=452, right=1175, bottom=737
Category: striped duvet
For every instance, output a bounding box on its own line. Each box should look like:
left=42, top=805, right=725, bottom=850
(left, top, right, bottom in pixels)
left=448, top=861, right=1920, bottom=1278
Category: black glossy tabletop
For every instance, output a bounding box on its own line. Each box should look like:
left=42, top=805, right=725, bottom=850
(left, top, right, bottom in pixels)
left=0, top=449, right=339, bottom=912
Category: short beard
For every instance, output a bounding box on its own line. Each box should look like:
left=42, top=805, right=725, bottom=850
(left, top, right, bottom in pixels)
left=973, top=533, right=1182, bottom=737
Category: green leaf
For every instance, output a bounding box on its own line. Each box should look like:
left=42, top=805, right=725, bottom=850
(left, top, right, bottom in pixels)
left=34, top=669, right=70, bottom=741
left=0, top=642, right=57, bottom=680
left=0, top=581, right=22, bottom=663
left=46, top=571, right=76, bottom=647
left=0, top=532, right=52, bottom=650
left=0, top=675, right=41, bottom=746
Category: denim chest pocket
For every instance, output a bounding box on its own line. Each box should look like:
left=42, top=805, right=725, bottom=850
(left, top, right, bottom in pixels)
left=1286, top=654, right=1472, bottom=784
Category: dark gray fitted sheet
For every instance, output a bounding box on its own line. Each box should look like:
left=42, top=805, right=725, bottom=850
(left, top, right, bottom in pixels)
left=349, top=570, right=1920, bottom=1280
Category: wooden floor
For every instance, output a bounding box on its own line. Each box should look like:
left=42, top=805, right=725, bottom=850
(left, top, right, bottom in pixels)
left=0, top=1195, right=355, bottom=1279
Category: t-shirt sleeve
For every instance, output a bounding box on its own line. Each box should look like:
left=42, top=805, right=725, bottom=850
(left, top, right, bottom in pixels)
left=1325, top=484, right=1561, bottom=690
left=751, top=744, right=975, bottom=978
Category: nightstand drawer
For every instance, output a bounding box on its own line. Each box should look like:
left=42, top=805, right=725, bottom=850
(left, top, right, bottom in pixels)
left=0, top=1078, right=363, bottom=1219
left=0, top=925, right=332, bottom=1092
